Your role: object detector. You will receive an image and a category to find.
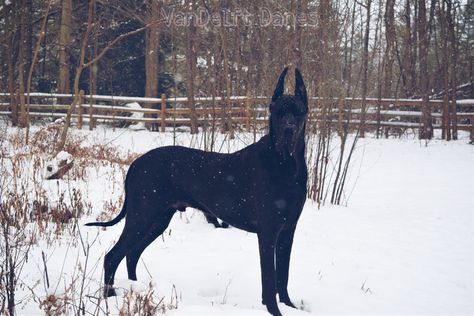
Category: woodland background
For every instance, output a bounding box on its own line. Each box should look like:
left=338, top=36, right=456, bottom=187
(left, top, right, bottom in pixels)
left=1, top=0, right=472, bottom=138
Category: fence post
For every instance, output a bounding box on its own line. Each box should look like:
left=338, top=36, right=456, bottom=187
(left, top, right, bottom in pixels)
left=375, top=97, right=382, bottom=138
left=337, top=96, right=344, bottom=137
left=78, top=90, right=84, bottom=129
left=12, top=90, right=19, bottom=126
left=245, top=93, right=252, bottom=132
left=470, top=115, right=474, bottom=144
left=441, top=96, right=450, bottom=140
left=161, top=94, right=166, bottom=132
left=89, top=93, right=95, bottom=130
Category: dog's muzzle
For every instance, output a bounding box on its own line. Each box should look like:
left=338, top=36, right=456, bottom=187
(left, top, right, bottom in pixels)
left=281, top=125, right=298, bottom=156
left=283, top=126, right=296, bottom=142
left=282, top=115, right=297, bottom=138
left=283, top=124, right=296, bottom=135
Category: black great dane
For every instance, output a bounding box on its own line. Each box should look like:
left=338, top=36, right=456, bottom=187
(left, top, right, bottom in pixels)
left=86, top=68, right=308, bottom=316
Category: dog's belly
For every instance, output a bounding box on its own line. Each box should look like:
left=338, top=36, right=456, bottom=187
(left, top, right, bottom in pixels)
left=180, top=180, right=259, bottom=233
left=134, top=144, right=271, bottom=233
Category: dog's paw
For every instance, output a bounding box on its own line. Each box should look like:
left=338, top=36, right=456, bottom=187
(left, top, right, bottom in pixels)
left=104, top=286, right=117, bottom=298
left=281, top=299, right=297, bottom=309
left=266, top=305, right=283, bottom=316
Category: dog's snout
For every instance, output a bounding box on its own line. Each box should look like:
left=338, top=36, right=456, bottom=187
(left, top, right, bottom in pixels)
left=282, top=115, right=296, bottom=131
left=284, top=125, right=296, bottom=135
left=283, top=124, right=296, bottom=140
left=283, top=122, right=297, bottom=133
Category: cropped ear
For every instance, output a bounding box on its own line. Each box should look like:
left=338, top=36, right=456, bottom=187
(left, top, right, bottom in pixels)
left=295, top=68, right=308, bottom=104
left=272, top=67, right=288, bottom=102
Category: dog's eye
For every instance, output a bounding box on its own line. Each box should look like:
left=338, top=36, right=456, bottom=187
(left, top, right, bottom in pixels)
left=291, top=109, right=302, bottom=117
left=296, top=107, right=307, bottom=117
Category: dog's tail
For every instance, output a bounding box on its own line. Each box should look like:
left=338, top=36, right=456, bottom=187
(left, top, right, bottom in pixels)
left=85, top=195, right=128, bottom=227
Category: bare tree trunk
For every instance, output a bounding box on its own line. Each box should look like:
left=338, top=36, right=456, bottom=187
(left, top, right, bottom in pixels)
left=8, top=52, right=17, bottom=126
left=203, top=26, right=217, bottom=149
left=295, top=0, right=307, bottom=70
left=25, top=0, right=33, bottom=75
left=360, top=0, right=372, bottom=138
left=383, top=0, right=395, bottom=97
left=89, top=0, right=98, bottom=96
left=88, top=0, right=98, bottom=130
left=418, top=0, right=433, bottom=140
left=144, top=0, right=161, bottom=130
left=6, top=3, right=18, bottom=126
left=310, top=0, right=337, bottom=205
left=219, top=3, right=234, bottom=139
left=234, top=18, right=243, bottom=97
left=400, top=0, right=413, bottom=97
left=438, top=0, right=451, bottom=140
left=286, top=0, right=296, bottom=68
left=446, top=0, right=458, bottom=140
left=376, top=0, right=385, bottom=138
left=58, top=0, right=72, bottom=94
left=411, top=0, right=419, bottom=94
left=251, top=3, right=264, bottom=97
left=212, top=21, right=224, bottom=132
left=18, top=0, right=27, bottom=128
left=185, top=0, right=198, bottom=134
left=345, top=0, right=356, bottom=96
left=26, top=0, right=53, bottom=143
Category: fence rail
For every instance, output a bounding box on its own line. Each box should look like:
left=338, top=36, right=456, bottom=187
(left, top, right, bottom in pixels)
left=1, top=92, right=473, bottom=139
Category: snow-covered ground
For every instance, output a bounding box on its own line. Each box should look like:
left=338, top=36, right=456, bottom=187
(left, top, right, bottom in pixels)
left=2, top=124, right=473, bottom=315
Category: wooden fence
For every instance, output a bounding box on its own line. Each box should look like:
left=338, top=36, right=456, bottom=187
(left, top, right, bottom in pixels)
left=1, top=92, right=473, bottom=139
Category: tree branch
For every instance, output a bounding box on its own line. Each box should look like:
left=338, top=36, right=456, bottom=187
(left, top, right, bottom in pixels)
left=83, top=19, right=163, bottom=69
left=25, top=0, right=53, bottom=143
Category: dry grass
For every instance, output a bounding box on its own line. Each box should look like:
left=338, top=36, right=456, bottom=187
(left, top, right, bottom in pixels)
left=0, top=123, right=148, bottom=315
left=24, top=121, right=138, bottom=181
left=119, top=283, right=168, bottom=316
left=39, top=294, right=69, bottom=316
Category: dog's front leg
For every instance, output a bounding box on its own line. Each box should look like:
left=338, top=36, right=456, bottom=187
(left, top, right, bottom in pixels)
left=258, top=230, right=282, bottom=316
left=276, top=226, right=297, bottom=308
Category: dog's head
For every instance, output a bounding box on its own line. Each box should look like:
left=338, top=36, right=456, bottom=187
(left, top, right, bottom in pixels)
left=269, top=67, right=308, bottom=156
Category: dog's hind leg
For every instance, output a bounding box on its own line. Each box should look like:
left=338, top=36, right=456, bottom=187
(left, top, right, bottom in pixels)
left=276, top=226, right=297, bottom=308
left=103, top=225, right=131, bottom=297
left=103, top=216, right=150, bottom=297
left=126, top=208, right=175, bottom=281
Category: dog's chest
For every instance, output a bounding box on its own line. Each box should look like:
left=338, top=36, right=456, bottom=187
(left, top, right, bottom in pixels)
left=254, top=161, right=306, bottom=223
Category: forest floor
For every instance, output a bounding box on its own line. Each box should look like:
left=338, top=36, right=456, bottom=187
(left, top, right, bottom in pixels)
left=1, top=121, right=473, bottom=315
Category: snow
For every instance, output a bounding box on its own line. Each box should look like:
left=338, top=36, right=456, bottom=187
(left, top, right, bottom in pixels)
left=457, top=99, right=474, bottom=105
left=56, top=150, right=72, bottom=161
left=2, top=124, right=473, bottom=315
left=126, top=102, right=146, bottom=130
left=197, top=57, right=207, bottom=67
